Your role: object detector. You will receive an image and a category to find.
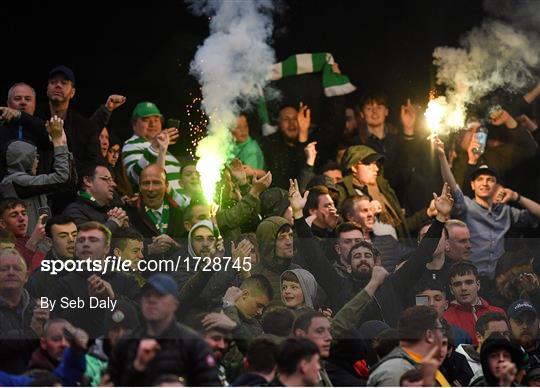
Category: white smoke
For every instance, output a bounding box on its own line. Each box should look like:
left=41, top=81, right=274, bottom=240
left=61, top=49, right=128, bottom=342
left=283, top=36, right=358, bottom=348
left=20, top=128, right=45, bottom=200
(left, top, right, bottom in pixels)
left=431, top=5, right=540, bottom=131
left=187, top=0, right=276, bottom=203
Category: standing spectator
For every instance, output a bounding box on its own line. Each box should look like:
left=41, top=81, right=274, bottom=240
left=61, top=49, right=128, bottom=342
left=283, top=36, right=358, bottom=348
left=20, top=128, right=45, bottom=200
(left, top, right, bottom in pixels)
left=272, top=337, right=321, bottom=387
left=507, top=300, right=540, bottom=360
left=107, top=273, right=221, bottom=386
left=281, top=269, right=318, bottom=316
left=367, top=305, right=450, bottom=387
left=99, top=127, right=110, bottom=160
left=455, top=312, right=510, bottom=376
left=337, top=145, right=433, bottom=241
left=331, top=222, right=364, bottom=276
left=0, top=249, right=49, bottom=373
left=340, top=195, right=414, bottom=271
left=292, top=178, right=449, bottom=323
left=27, top=215, right=77, bottom=300
left=39, top=66, right=101, bottom=172
left=0, top=83, right=51, bottom=161
left=110, top=228, right=145, bottom=286
left=0, top=198, right=46, bottom=273
left=303, top=185, right=339, bottom=240
left=468, top=333, right=524, bottom=386
left=232, top=337, right=277, bottom=386
left=415, top=279, right=473, bottom=346
left=0, top=115, right=73, bottom=232
left=252, top=216, right=301, bottom=304
left=292, top=311, right=333, bottom=386
left=85, top=301, right=140, bottom=386
left=126, top=164, right=183, bottom=256
left=443, top=262, right=506, bottom=344
left=261, top=104, right=311, bottom=189
left=223, top=275, right=273, bottom=342
left=193, top=311, right=238, bottom=386
left=106, top=132, right=137, bottom=205
left=58, top=222, right=140, bottom=337
left=121, top=102, right=187, bottom=205
left=231, top=114, right=266, bottom=176
left=63, top=162, right=129, bottom=234
left=435, top=137, right=540, bottom=279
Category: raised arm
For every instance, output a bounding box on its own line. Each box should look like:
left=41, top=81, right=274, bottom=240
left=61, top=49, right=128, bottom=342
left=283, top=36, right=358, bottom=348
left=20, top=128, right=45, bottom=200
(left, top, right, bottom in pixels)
left=433, top=136, right=459, bottom=193
left=391, top=183, right=453, bottom=292
left=331, top=266, right=388, bottom=338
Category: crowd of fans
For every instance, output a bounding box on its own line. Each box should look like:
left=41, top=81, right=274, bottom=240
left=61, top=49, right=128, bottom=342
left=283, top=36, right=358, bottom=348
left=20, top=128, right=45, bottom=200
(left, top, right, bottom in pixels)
left=2, top=64, right=540, bottom=386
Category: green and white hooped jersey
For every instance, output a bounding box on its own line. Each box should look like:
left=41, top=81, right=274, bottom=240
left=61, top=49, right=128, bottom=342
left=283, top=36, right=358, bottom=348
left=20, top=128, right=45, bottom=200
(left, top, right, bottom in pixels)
left=122, top=134, right=191, bottom=208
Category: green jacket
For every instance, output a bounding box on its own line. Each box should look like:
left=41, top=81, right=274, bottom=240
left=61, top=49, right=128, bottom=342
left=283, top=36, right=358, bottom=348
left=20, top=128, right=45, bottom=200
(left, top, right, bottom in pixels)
left=232, top=137, right=265, bottom=170
left=337, top=174, right=428, bottom=240
left=330, top=288, right=372, bottom=339
left=217, top=192, right=261, bottom=240
left=253, top=216, right=301, bottom=305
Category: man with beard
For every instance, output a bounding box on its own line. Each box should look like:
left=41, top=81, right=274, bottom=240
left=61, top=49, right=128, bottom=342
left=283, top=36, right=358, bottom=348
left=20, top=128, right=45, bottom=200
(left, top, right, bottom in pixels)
left=191, top=311, right=238, bottom=386
left=27, top=215, right=78, bottom=299
left=507, top=300, right=540, bottom=361
left=63, top=162, right=129, bottom=234
left=292, top=178, right=451, bottom=326
left=340, top=194, right=414, bottom=271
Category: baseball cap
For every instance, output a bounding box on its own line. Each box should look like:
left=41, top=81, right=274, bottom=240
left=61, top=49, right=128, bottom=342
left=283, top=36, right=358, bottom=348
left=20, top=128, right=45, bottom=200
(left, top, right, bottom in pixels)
left=470, top=164, right=499, bottom=182
left=49, top=65, right=76, bottom=84
left=142, top=274, right=179, bottom=299
left=507, top=299, right=538, bottom=319
left=132, top=101, right=163, bottom=119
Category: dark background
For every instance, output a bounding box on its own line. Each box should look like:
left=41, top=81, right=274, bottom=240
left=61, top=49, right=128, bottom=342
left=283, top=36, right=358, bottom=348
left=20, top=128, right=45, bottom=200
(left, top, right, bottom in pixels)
left=1, top=0, right=487, bottom=142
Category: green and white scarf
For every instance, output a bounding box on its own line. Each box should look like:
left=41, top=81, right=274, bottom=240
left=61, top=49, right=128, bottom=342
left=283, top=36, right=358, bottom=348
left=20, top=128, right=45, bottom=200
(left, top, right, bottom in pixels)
left=259, top=52, right=356, bottom=135
left=145, top=203, right=170, bottom=234
left=78, top=190, right=97, bottom=203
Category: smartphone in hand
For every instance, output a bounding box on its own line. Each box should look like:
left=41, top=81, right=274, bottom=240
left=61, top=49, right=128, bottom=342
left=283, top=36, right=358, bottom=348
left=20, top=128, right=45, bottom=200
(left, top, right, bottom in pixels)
left=38, top=206, right=51, bottom=224
left=166, top=118, right=180, bottom=129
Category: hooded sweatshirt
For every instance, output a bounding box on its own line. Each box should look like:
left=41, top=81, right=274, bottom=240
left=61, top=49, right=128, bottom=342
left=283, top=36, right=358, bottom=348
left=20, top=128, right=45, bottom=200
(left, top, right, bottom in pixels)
left=0, top=140, right=71, bottom=232
left=187, top=220, right=217, bottom=258
left=253, top=216, right=301, bottom=305
left=470, top=334, right=524, bottom=386
left=280, top=268, right=317, bottom=310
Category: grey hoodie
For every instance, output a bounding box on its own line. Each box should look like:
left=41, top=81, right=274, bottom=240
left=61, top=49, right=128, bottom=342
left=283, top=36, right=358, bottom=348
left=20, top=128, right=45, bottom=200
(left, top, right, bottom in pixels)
left=0, top=140, right=72, bottom=231
left=281, top=268, right=317, bottom=309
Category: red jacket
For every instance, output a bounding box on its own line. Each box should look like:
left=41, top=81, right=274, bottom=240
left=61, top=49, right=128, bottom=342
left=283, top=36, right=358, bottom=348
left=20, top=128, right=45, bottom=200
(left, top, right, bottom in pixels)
left=443, top=298, right=506, bottom=344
